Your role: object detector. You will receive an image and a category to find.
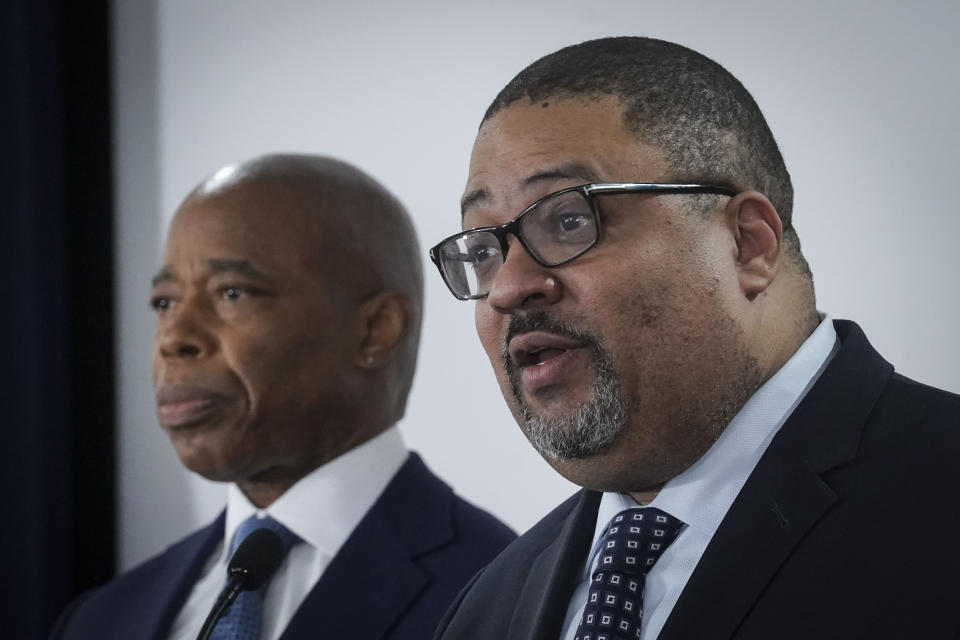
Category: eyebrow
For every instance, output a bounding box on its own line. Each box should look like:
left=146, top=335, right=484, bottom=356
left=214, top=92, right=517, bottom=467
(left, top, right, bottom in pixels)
left=151, top=266, right=174, bottom=287
left=150, top=258, right=271, bottom=287
left=460, top=162, right=601, bottom=219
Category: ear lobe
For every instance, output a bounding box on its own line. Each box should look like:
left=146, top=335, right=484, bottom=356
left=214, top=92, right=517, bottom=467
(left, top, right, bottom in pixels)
left=354, top=292, right=410, bottom=369
left=728, top=191, right=782, bottom=300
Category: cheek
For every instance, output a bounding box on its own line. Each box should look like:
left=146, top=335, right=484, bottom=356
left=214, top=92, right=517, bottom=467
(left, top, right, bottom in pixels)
left=150, top=335, right=172, bottom=386
left=219, top=332, right=285, bottom=398
left=150, top=346, right=161, bottom=381
left=475, top=303, right=516, bottom=395
left=233, top=323, right=349, bottom=409
left=474, top=303, right=501, bottom=360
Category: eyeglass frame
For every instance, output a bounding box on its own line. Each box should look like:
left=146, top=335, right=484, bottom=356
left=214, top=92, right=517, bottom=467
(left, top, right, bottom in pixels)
left=429, top=182, right=738, bottom=300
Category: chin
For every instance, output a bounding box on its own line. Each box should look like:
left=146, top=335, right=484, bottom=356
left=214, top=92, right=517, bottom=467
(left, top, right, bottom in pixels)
left=541, top=439, right=667, bottom=494
left=177, top=456, right=227, bottom=482
left=543, top=454, right=625, bottom=491
left=170, top=442, right=240, bottom=483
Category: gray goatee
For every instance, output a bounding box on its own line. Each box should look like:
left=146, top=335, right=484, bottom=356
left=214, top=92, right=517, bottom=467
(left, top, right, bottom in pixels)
left=503, top=311, right=627, bottom=460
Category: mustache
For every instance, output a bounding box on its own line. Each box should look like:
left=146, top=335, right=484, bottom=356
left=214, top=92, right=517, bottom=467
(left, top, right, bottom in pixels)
left=501, top=310, right=599, bottom=373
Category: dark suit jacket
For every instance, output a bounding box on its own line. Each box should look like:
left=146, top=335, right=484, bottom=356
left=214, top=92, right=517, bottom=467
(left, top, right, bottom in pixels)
left=435, top=320, right=960, bottom=640
left=52, top=453, right=515, bottom=639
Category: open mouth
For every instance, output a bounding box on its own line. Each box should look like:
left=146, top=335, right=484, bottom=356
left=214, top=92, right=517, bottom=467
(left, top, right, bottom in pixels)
left=508, top=331, right=587, bottom=391
left=518, top=347, right=567, bottom=367
left=509, top=331, right=584, bottom=368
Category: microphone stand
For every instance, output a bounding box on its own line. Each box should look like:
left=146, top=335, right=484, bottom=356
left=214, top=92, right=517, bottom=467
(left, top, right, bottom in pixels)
left=193, top=527, right=283, bottom=640
left=195, top=570, right=248, bottom=640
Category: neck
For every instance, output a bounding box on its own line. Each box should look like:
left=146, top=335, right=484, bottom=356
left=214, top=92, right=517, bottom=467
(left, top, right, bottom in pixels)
left=237, top=477, right=298, bottom=508
left=627, top=482, right=665, bottom=506
left=751, top=270, right=819, bottom=388
left=236, top=422, right=394, bottom=508
left=761, top=309, right=819, bottom=384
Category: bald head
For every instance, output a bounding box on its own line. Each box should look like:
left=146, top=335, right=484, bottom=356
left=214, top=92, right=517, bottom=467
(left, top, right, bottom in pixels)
left=153, top=154, right=423, bottom=505
left=192, top=154, right=422, bottom=316
left=186, top=153, right=423, bottom=419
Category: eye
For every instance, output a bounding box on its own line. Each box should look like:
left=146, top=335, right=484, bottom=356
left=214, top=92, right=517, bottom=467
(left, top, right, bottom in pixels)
left=557, top=213, right=590, bottom=232
left=216, top=285, right=265, bottom=306
left=540, top=209, right=595, bottom=243
left=467, top=244, right=500, bottom=264
left=524, top=191, right=598, bottom=247
left=442, top=237, right=500, bottom=265
left=149, top=296, right=172, bottom=312
left=221, top=286, right=246, bottom=301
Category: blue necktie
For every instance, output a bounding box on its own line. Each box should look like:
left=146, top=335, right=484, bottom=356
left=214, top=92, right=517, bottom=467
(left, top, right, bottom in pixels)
left=210, top=515, right=302, bottom=640
left=575, top=507, right=684, bottom=640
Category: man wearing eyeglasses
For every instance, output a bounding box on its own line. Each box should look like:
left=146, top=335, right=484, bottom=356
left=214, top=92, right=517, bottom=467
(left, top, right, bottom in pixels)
left=432, top=37, right=960, bottom=640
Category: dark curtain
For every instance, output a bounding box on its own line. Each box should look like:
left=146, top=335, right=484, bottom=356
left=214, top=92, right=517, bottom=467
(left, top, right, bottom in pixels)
left=1, top=0, right=116, bottom=636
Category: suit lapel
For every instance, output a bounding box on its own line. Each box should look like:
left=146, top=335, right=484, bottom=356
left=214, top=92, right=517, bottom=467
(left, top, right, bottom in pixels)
left=142, top=512, right=225, bottom=640
left=281, top=521, right=430, bottom=638
left=280, top=454, right=446, bottom=639
left=659, top=321, right=894, bottom=640
left=507, top=490, right=601, bottom=640
left=657, top=454, right=838, bottom=640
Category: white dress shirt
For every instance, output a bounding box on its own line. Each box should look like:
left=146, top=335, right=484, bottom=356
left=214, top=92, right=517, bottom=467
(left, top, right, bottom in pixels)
left=560, top=315, right=839, bottom=640
left=167, top=425, right=408, bottom=640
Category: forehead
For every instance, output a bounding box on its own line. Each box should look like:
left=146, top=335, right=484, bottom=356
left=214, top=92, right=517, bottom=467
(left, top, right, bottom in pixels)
left=165, top=184, right=326, bottom=272
left=463, top=97, right=669, bottom=220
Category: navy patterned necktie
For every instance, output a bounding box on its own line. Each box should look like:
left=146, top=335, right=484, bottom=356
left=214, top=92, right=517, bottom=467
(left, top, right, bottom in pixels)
left=210, top=515, right=302, bottom=640
left=575, top=507, right=685, bottom=640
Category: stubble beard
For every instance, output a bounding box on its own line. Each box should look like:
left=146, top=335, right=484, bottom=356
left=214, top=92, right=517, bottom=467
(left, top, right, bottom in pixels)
left=501, top=308, right=763, bottom=472
left=503, top=312, right=628, bottom=461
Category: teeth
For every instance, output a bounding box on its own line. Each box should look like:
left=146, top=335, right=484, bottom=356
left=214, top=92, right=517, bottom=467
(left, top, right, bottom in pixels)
left=528, top=349, right=553, bottom=366
left=519, top=347, right=567, bottom=367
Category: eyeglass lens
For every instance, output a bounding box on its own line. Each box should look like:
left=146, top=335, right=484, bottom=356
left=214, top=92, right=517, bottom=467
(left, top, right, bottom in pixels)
left=439, top=232, right=502, bottom=299
left=439, top=189, right=597, bottom=298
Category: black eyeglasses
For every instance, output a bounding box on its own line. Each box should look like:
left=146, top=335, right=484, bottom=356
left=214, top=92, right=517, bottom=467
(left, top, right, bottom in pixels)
left=429, top=182, right=737, bottom=300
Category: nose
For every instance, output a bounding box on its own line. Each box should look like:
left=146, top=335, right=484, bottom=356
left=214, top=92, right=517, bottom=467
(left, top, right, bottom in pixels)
left=485, top=236, right=562, bottom=313
left=155, top=298, right=217, bottom=360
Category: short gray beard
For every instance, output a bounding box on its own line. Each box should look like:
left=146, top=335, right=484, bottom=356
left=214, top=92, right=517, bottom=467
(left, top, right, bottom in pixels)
left=506, top=331, right=627, bottom=460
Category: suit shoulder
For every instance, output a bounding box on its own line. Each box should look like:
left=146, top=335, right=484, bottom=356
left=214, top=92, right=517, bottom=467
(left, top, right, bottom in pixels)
left=51, top=550, right=174, bottom=638
left=391, top=453, right=516, bottom=551
left=51, top=522, right=219, bottom=639
left=408, top=463, right=517, bottom=563
left=433, top=490, right=592, bottom=640
left=58, top=538, right=180, bottom=616
left=481, top=489, right=585, bottom=568
left=887, top=372, right=960, bottom=409
left=449, top=493, right=517, bottom=549
left=453, top=490, right=589, bottom=596
left=844, top=371, right=960, bottom=500
left=880, top=373, right=960, bottom=433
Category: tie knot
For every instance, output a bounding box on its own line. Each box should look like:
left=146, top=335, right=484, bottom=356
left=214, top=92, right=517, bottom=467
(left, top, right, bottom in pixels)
left=595, top=507, right=684, bottom=577
left=230, top=514, right=301, bottom=555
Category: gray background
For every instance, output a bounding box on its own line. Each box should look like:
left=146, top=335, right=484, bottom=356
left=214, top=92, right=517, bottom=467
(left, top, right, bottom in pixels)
left=113, top=0, right=959, bottom=569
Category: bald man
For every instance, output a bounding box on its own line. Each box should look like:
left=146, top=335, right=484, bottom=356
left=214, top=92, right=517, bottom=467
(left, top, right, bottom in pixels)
left=52, top=154, right=515, bottom=640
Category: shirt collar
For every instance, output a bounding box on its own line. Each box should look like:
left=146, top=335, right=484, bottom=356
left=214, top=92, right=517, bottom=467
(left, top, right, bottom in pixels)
left=222, top=425, right=408, bottom=563
left=591, top=314, right=839, bottom=552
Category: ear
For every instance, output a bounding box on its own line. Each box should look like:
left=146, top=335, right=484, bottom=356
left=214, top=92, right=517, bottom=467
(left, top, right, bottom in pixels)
left=726, top=190, right=783, bottom=300
left=354, top=291, right=411, bottom=369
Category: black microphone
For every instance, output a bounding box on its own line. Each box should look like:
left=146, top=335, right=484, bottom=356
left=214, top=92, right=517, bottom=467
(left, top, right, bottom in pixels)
left=195, top=528, right=286, bottom=640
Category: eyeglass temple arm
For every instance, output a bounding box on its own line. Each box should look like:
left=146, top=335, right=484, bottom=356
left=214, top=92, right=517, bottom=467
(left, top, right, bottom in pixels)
left=584, top=183, right=737, bottom=197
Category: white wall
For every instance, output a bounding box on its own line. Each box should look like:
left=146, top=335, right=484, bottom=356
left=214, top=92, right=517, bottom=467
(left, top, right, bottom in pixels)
left=113, top=0, right=960, bottom=569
